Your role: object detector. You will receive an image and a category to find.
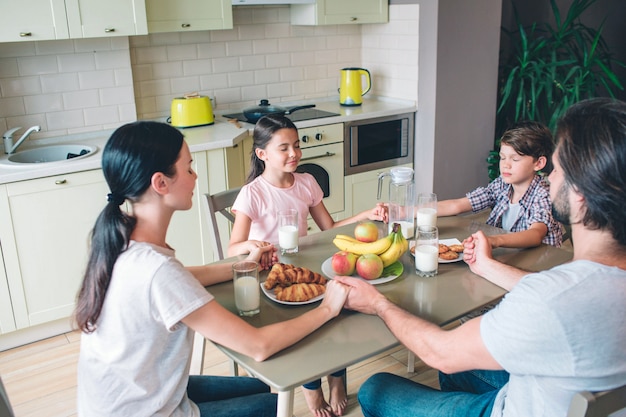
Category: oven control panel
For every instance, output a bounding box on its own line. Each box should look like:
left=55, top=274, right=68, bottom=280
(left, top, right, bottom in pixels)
left=298, top=123, right=343, bottom=149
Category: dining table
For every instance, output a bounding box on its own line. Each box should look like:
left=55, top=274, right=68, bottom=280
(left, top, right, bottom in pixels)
left=206, top=213, right=574, bottom=417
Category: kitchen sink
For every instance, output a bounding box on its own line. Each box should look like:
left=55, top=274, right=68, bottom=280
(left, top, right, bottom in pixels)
left=2, top=144, right=98, bottom=165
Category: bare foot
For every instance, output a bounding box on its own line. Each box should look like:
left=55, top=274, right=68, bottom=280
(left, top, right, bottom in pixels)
left=328, top=374, right=348, bottom=416
left=303, top=387, right=333, bottom=417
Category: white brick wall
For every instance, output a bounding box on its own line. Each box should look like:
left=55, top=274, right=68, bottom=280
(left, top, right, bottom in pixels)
left=0, top=4, right=419, bottom=137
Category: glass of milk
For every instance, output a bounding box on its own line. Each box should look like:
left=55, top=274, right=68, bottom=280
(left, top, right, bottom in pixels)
left=278, top=209, right=299, bottom=255
left=415, top=225, right=439, bottom=277
left=416, top=193, right=438, bottom=228
left=232, top=261, right=260, bottom=316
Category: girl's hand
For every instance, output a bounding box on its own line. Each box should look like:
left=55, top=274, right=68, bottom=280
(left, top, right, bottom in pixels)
left=368, top=203, right=389, bottom=223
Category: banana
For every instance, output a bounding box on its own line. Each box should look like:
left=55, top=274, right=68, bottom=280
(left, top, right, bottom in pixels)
left=334, top=234, right=361, bottom=243
left=379, top=223, right=409, bottom=267
left=333, top=233, right=393, bottom=255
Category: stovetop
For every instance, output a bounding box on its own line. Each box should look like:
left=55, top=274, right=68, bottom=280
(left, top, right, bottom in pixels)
left=222, top=108, right=340, bottom=123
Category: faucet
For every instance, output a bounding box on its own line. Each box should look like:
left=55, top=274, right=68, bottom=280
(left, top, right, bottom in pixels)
left=3, top=125, right=41, bottom=154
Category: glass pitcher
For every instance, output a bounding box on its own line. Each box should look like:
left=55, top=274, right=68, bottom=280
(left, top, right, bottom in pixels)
left=377, top=167, right=415, bottom=238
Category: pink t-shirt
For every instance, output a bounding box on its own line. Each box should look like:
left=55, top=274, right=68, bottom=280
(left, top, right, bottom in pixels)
left=232, top=173, right=324, bottom=243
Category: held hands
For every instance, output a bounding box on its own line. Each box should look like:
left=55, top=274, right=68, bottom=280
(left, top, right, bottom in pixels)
left=245, top=241, right=278, bottom=270
left=320, top=280, right=351, bottom=317
left=462, top=230, right=494, bottom=275
left=332, top=276, right=387, bottom=315
left=368, top=203, right=389, bottom=223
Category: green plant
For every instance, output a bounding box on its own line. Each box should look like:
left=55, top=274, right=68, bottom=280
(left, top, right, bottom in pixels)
left=488, top=0, right=625, bottom=180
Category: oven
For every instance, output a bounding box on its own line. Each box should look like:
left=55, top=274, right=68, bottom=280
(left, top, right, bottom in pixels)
left=345, top=112, right=415, bottom=175
left=296, top=123, right=345, bottom=218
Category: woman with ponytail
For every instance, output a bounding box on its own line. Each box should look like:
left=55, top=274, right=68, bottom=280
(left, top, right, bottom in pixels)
left=74, top=121, right=348, bottom=417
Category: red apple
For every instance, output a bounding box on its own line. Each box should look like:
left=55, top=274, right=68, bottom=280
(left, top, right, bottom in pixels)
left=356, top=253, right=384, bottom=280
left=354, top=222, right=379, bottom=242
left=331, top=251, right=358, bottom=275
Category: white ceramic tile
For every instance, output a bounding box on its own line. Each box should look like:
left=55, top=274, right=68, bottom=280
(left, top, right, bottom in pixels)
left=197, top=42, right=227, bottom=59
left=134, top=46, right=168, bottom=64
left=24, top=93, right=63, bottom=113
left=63, top=90, right=100, bottom=110
left=170, top=76, right=201, bottom=95
left=166, top=44, right=198, bottom=61
left=0, top=59, right=19, bottom=78
left=240, top=55, right=266, bottom=71
left=110, top=36, right=130, bottom=51
left=5, top=114, right=46, bottom=133
left=79, top=70, right=116, bottom=89
left=100, top=86, right=134, bottom=106
left=264, top=22, right=290, bottom=39
left=135, top=96, right=157, bottom=116
left=131, top=64, right=153, bottom=82
left=40, top=72, right=80, bottom=93
left=180, top=31, right=212, bottom=44
left=114, top=68, right=134, bottom=86
left=314, top=49, right=339, bottom=65
left=118, top=102, right=138, bottom=122
left=265, top=53, right=290, bottom=69
left=148, top=32, right=181, bottom=46
left=84, top=105, right=119, bottom=125
left=291, top=51, right=315, bottom=67
left=153, top=61, right=184, bottom=79
left=251, top=6, right=283, bottom=24
left=183, top=59, right=215, bottom=76
left=35, top=40, right=75, bottom=55
left=211, top=57, right=239, bottom=74
left=266, top=82, right=291, bottom=98
left=139, top=79, right=171, bottom=97
left=95, top=50, right=131, bottom=70
left=212, top=87, right=241, bottom=105
left=254, top=68, right=280, bottom=84
left=0, top=97, right=26, bottom=117
left=57, top=53, right=96, bottom=73
left=241, top=85, right=267, bottom=102
left=0, top=42, right=36, bottom=58
left=279, top=66, right=303, bottom=83
left=228, top=71, right=254, bottom=87
left=17, top=55, right=58, bottom=76
left=226, top=40, right=253, bottom=56
left=278, top=37, right=305, bottom=53
left=74, top=38, right=114, bottom=53
left=1, top=76, right=41, bottom=97
left=252, top=39, right=278, bottom=55
left=46, top=109, right=85, bottom=130
left=209, top=28, right=239, bottom=43
left=292, top=80, right=316, bottom=96
left=199, top=73, right=229, bottom=91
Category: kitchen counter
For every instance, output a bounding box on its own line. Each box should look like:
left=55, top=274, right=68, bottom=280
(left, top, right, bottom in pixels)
left=0, top=96, right=416, bottom=184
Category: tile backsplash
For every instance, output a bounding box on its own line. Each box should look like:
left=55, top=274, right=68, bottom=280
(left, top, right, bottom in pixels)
left=0, top=4, right=418, bottom=140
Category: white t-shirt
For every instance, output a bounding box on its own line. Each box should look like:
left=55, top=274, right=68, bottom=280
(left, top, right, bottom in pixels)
left=481, top=261, right=626, bottom=417
left=77, top=241, right=214, bottom=417
left=232, top=173, right=324, bottom=243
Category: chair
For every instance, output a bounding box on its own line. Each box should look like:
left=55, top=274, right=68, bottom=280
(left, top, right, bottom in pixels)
left=1, top=376, right=16, bottom=417
left=567, top=384, right=626, bottom=417
left=188, top=187, right=242, bottom=376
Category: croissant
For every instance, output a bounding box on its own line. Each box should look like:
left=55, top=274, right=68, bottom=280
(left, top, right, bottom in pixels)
left=264, top=263, right=327, bottom=289
left=275, top=283, right=326, bottom=302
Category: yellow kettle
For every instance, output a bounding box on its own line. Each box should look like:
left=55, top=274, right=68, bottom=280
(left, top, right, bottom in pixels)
left=339, top=67, right=371, bottom=106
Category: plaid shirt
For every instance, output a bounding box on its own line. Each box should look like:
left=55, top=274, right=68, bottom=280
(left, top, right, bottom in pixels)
left=466, top=175, right=563, bottom=247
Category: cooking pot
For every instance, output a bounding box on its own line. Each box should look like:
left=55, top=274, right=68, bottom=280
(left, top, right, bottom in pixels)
left=242, top=99, right=315, bottom=123
left=170, top=93, right=214, bottom=128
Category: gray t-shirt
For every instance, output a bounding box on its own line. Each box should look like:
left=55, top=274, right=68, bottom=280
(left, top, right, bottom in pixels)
left=77, top=241, right=214, bottom=417
left=481, top=260, right=626, bottom=417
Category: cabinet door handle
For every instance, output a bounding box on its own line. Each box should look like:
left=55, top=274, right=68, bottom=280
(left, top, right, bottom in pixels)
left=104, top=28, right=116, bottom=33
left=182, top=23, right=191, bottom=28
left=300, top=152, right=336, bottom=162
left=19, top=32, right=33, bottom=37
left=55, top=179, right=67, bottom=185
left=350, top=17, right=357, bottom=22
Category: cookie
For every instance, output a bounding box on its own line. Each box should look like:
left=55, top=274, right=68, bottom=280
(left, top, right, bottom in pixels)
left=448, top=244, right=464, bottom=253
left=439, top=251, right=459, bottom=261
left=438, top=243, right=450, bottom=254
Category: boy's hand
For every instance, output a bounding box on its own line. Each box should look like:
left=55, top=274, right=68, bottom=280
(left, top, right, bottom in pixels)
left=368, top=203, right=389, bottom=223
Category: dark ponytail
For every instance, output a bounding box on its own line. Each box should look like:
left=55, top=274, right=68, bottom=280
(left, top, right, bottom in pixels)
left=246, top=114, right=297, bottom=183
left=74, top=121, right=183, bottom=333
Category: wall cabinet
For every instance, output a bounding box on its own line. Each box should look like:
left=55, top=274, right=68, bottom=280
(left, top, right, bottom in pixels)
left=146, top=0, right=233, bottom=33
left=291, top=0, right=388, bottom=25
left=0, top=170, right=109, bottom=332
left=0, top=0, right=147, bottom=42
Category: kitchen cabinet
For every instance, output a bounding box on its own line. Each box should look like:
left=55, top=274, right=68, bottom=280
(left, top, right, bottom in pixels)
left=0, top=170, right=109, bottom=330
left=344, top=163, right=413, bottom=219
left=145, top=0, right=233, bottom=33
left=291, top=0, right=388, bottom=26
left=0, top=0, right=147, bottom=42
left=0, top=245, right=16, bottom=334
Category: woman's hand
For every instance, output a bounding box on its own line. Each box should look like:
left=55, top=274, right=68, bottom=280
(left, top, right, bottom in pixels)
left=368, top=203, right=389, bottom=223
left=319, top=280, right=350, bottom=317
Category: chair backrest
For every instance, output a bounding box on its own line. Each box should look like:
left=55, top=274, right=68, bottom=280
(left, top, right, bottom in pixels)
left=0, top=376, right=16, bottom=417
left=567, top=384, right=626, bottom=417
left=202, top=187, right=241, bottom=260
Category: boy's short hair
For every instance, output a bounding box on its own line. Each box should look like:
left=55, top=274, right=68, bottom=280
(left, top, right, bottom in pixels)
left=500, top=121, right=554, bottom=173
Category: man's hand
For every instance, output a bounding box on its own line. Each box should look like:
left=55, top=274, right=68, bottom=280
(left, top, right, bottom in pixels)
left=333, top=275, right=389, bottom=315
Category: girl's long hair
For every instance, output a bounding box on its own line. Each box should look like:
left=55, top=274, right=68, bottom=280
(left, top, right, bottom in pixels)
left=246, top=114, right=297, bottom=183
left=74, top=121, right=183, bottom=333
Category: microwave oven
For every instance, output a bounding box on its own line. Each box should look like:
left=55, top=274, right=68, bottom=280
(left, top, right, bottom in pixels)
left=344, top=112, right=415, bottom=176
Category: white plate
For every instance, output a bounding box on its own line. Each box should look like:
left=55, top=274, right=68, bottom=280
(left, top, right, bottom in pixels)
left=260, top=282, right=325, bottom=306
left=410, top=238, right=464, bottom=263
left=321, top=257, right=401, bottom=285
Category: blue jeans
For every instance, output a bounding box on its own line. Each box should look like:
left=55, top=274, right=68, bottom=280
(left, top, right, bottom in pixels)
left=358, top=369, right=509, bottom=417
left=302, top=368, right=346, bottom=390
left=187, top=375, right=277, bottom=417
